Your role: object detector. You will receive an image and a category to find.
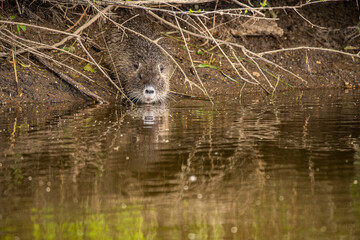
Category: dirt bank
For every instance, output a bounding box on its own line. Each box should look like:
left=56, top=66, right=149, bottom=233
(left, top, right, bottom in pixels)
left=0, top=0, right=359, bottom=105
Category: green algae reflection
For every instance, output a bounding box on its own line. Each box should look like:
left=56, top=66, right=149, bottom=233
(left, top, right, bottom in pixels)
left=30, top=203, right=157, bottom=240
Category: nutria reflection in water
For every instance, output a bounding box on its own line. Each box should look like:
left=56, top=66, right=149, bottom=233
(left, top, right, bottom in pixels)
left=105, top=14, right=174, bottom=104
left=124, top=105, right=170, bottom=173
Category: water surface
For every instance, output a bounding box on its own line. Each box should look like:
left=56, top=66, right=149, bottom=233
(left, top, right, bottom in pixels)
left=1, top=90, right=360, bottom=239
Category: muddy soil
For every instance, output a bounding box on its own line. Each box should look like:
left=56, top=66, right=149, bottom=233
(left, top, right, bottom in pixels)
left=0, top=0, right=359, bottom=105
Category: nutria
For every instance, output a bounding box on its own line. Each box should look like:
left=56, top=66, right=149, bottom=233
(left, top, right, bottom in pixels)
left=105, top=15, right=174, bottom=104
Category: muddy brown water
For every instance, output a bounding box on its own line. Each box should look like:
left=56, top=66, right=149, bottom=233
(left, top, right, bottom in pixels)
left=0, top=89, right=359, bottom=239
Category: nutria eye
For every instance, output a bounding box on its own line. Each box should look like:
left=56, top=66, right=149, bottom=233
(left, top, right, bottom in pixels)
left=134, top=63, right=139, bottom=70
left=159, top=64, right=165, bottom=73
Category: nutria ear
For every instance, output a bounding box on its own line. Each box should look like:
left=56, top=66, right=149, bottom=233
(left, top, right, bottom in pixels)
left=134, top=62, right=141, bottom=71
left=159, top=64, right=165, bottom=73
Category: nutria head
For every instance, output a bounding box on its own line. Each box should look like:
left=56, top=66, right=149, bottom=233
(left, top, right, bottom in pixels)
left=124, top=54, right=171, bottom=104
left=105, top=16, right=174, bottom=104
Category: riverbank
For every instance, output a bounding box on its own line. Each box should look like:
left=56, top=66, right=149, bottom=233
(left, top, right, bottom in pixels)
left=0, top=0, right=359, bottom=105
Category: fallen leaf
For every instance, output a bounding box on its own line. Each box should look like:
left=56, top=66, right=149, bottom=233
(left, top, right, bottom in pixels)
left=252, top=72, right=261, bottom=77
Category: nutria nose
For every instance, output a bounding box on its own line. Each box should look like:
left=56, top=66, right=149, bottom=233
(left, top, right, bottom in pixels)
left=145, top=89, right=155, bottom=94
left=143, top=86, right=156, bottom=102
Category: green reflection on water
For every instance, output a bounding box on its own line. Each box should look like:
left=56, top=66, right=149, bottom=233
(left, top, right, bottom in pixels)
left=351, top=151, right=360, bottom=237
left=10, top=153, right=24, bottom=185
left=29, top=204, right=157, bottom=240
left=10, top=200, right=230, bottom=240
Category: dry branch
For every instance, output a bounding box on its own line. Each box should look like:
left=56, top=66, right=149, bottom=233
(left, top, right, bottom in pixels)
left=76, top=38, right=131, bottom=103
left=1, top=0, right=358, bottom=103
left=11, top=50, right=21, bottom=96
left=173, top=12, right=213, bottom=103
left=0, top=4, right=112, bottom=57
left=259, top=46, right=360, bottom=58
left=0, top=30, right=117, bottom=97
left=33, top=54, right=108, bottom=104
left=84, top=0, right=206, bottom=94
left=149, top=11, right=289, bottom=92
left=54, top=5, right=114, bottom=48
left=0, top=28, right=91, bottom=63
left=0, top=4, right=129, bottom=103
left=47, top=0, right=216, bottom=5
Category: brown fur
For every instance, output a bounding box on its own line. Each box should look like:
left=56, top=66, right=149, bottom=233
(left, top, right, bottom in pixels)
left=105, top=15, right=174, bottom=104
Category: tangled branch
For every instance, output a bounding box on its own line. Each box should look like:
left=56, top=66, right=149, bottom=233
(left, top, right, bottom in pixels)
left=0, top=0, right=358, bottom=103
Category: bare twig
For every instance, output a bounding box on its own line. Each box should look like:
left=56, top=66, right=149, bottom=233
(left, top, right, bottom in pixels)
left=0, top=31, right=115, bottom=95
left=272, top=75, right=280, bottom=95
left=77, top=38, right=132, bottom=103
left=0, top=28, right=92, bottom=64
left=54, top=5, right=114, bottom=49
left=212, top=0, right=219, bottom=29
left=259, top=46, right=360, bottom=59
left=241, top=48, right=275, bottom=90
left=239, top=82, right=247, bottom=98
left=149, top=7, right=302, bottom=92
left=231, top=0, right=265, bottom=16
left=66, top=5, right=89, bottom=32
left=195, top=16, right=260, bottom=86
left=1, top=0, right=357, bottom=103
left=11, top=50, right=21, bottom=96
left=174, top=13, right=213, bottom=103
left=0, top=20, right=79, bottom=37
left=247, top=49, right=308, bottom=84
left=293, top=8, right=327, bottom=30
left=148, top=11, right=251, bottom=57
left=15, top=0, right=23, bottom=14
left=33, top=54, right=108, bottom=104
left=85, top=1, right=199, bottom=94
left=2, top=5, right=131, bottom=102
left=0, top=20, right=79, bottom=57
left=124, top=0, right=215, bottom=4
left=230, top=47, right=271, bottom=94
left=0, top=5, right=112, bottom=57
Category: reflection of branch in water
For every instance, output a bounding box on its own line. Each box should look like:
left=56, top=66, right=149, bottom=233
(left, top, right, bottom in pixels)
left=10, top=109, right=18, bottom=146
left=175, top=104, right=281, bottom=205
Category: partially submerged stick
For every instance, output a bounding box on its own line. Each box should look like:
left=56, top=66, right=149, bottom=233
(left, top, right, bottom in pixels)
left=11, top=50, right=21, bottom=96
